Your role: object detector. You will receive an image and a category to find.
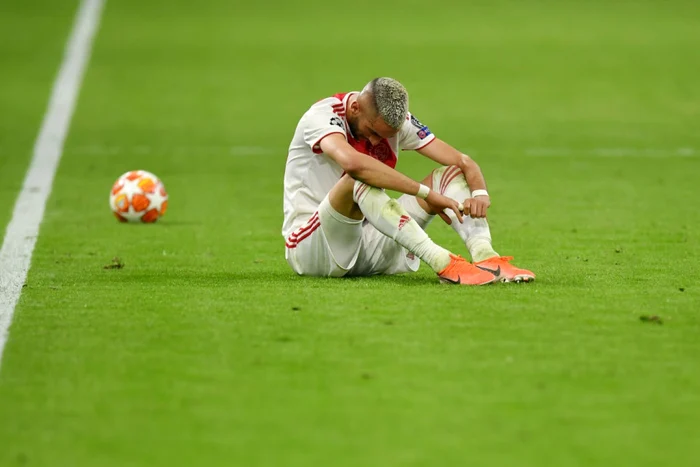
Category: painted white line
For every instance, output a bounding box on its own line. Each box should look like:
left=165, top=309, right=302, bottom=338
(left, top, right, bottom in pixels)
left=0, top=0, right=105, bottom=369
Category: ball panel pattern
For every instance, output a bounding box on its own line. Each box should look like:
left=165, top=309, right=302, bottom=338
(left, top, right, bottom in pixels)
left=109, top=170, right=168, bottom=223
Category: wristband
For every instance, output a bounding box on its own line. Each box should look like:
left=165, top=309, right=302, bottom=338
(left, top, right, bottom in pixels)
left=472, top=189, right=489, bottom=198
left=416, top=184, right=430, bottom=199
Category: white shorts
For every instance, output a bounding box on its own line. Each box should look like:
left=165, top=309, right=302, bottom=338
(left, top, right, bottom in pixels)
left=285, top=195, right=423, bottom=277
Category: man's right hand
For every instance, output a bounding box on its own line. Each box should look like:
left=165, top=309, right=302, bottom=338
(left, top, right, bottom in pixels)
left=425, top=190, right=464, bottom=225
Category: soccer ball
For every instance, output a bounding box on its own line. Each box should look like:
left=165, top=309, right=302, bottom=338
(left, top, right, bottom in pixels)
left=109, top=170, right=168, bottom=223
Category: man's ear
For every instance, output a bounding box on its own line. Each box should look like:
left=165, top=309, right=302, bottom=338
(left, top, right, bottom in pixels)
left=348, top=100, right=360, bottom=115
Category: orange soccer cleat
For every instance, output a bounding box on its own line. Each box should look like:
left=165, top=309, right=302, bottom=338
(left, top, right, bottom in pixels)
left=475, top=256, right=535, bottom=283
left=438, top=254, right=499, bottom=285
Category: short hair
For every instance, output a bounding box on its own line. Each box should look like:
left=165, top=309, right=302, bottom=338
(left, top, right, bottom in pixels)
left=367, top=77, right=409, bottom=129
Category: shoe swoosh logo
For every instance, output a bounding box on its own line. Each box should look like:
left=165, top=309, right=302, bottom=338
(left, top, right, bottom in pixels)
left=442, top=275, right=461, bottom=284
left=477, top=265, right=501, bottom=277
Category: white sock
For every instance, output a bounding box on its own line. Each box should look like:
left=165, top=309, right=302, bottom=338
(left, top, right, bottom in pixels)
left=398, top=194, right=435, bottom=230
left=353, top=181, right=451, bottom=272
left=433, top=166, right=499, bottom=262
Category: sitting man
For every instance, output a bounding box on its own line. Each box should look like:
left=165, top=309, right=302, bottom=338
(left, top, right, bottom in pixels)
left=282, top=77, right=534, bottom=285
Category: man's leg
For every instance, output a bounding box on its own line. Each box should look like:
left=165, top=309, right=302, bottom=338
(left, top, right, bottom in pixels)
left=346, top=195, right=437, bottom=277
left=328, top=175, right=450, bottom=273
left=328, top=175, right=498, bottom=285
left=285, top=203, right=363, bottom=277
left=401, top=165, right=535, bottom=282
left=402, top=166, right=498, bottom=262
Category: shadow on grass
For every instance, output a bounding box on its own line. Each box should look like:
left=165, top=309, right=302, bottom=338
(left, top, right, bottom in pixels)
left=97, top=269, right=444, bottom=288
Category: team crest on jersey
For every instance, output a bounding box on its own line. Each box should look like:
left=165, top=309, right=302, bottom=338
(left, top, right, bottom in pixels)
left=329, top=117, right=345, bottom=129
left=410, top=114, right=432, bottom=140
left=370, top=141, right=392, bottom=162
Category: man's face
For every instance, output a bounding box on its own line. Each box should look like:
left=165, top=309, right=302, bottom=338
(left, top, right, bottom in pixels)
left=347, top=94, right=400, bottom=146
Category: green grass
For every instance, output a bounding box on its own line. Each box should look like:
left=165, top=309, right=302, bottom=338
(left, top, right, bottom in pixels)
left=0, top=1, right=78, bottom=233
left=1, top=0, right=699, bottom=466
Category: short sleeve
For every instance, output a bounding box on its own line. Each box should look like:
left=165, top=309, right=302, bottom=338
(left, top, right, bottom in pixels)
left=302, top=99, right=348, bottom=154
left=398, top=112, right=436, bottom=151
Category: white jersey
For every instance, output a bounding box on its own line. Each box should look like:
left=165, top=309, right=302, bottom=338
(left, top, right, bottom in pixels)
left=282, top=91, right=436, bottom=238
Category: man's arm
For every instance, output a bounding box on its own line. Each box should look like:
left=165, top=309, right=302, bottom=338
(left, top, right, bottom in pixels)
left=417, top=138, right=491, bottom=218
left=320, top=134, right=464, bottom=224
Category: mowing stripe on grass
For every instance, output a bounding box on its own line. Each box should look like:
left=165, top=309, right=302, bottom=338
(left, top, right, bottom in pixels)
left=0, top=0, right=105, bottom=369
left=50, top=144, right=699, bottom=158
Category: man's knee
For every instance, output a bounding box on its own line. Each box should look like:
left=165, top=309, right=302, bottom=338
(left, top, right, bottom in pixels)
left=430, top=165, right=466, bottom=195
left=327, top=174, right=363, bottom=220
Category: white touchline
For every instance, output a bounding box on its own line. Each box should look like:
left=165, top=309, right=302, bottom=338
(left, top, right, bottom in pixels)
left=0, top=0, right=105, bottom=370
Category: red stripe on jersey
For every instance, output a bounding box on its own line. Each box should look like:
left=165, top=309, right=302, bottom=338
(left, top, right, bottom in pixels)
left=354, top=183, right=370, bottom=201
left=333, top=92, right=351, bottom=102
left=288, top=213, right=319, bottom=240
left=439, top=166, right=460, bottom=194
left=440, top=166, right=463, bottom=194
left=443, top=172, right=463, bottom=194
left=438, top=166, right=457, bottom=193
left=292, top=221, right=320, bottom=244
left=286, top=221, right=321, bottom=248
left=289, top=221, right=318, bottom=241
left=414, top=137, right=436, bottom=152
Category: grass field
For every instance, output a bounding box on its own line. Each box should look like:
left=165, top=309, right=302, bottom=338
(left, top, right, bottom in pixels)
left=1, top=0, right=699, bottom=465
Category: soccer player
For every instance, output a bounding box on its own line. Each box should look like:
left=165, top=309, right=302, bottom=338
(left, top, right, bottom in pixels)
left=282, top=77, right=535, bottom=285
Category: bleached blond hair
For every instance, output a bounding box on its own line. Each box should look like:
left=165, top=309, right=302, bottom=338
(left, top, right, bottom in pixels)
left=365, top=77, right=409, bottom=129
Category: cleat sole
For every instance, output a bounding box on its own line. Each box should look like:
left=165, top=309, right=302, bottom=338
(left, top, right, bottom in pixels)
left=439, top=277, right=498, bottom=286
left=504, top=275, right=535, bottom=283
